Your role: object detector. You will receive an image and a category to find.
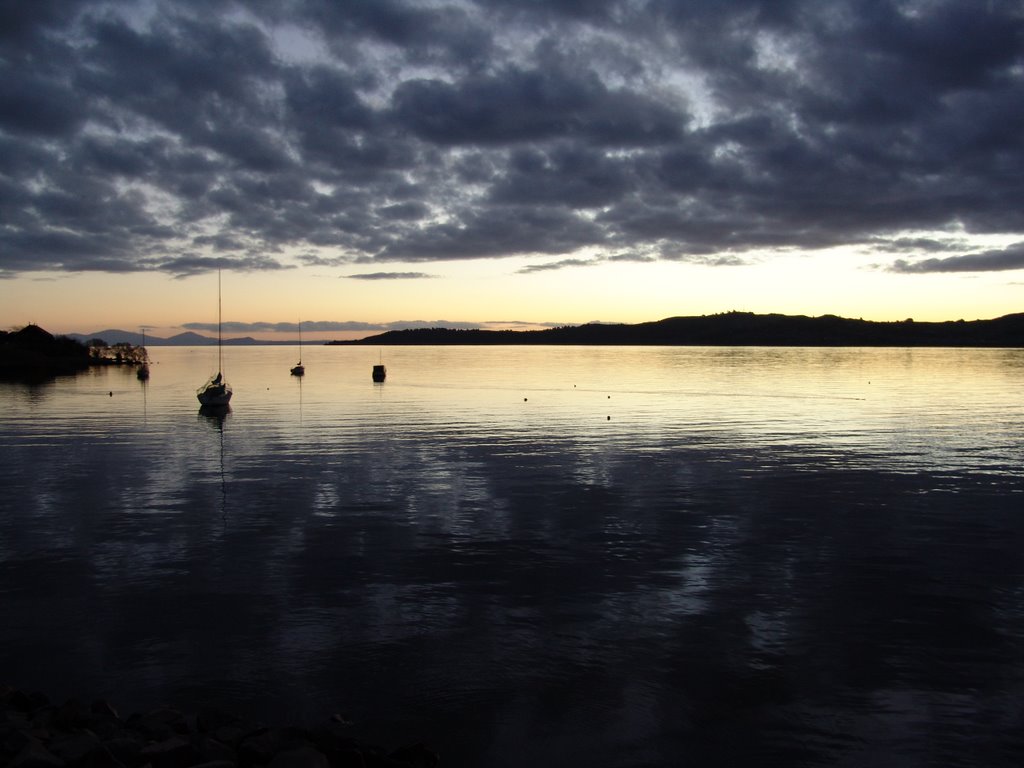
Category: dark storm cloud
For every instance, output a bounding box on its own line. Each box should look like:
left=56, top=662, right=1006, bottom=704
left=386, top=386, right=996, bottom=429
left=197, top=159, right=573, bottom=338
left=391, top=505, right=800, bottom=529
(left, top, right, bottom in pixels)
left=485, top=319, right=566, bottom=328
left=889, top=242, right=1024, bottom=274
left=1, top=0, right=1023, bottom=277
left=0, top=71, right=84, bottom=136
left=160, top=254, right=294, bottom=278
left=390, top=63, right=684, bottom=146
left=345, top=272, right=436, bottom=280
left=184, top=320, right=387, bottom=333
left=608, top=252, right=656, bottom=263
left=517, top=257, right=600, bottom=274
left=383, top=320, right=482, bottom=330
left=184, top=317, right=482, bottom=333
left=870, top=237, right=968, bottom=254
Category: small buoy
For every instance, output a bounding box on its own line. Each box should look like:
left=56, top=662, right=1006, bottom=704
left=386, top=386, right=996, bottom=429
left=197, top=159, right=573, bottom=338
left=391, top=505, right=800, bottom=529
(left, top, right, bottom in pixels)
left=108, top=391, right=113, bottom=396
left=607, top=415, right=611, bottom=420
left=607, top=395, right=611, bottom=399
left=524, top=397, right=528, bottom=402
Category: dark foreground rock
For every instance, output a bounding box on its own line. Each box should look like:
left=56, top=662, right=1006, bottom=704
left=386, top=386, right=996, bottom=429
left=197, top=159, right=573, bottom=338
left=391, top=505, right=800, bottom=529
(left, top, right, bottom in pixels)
left=0, top=687, right=439, bottom=768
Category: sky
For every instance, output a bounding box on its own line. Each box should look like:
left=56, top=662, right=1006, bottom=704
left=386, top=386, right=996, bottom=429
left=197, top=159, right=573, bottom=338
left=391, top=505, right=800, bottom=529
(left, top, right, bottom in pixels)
left=1, top=0, right=1023, bottom=341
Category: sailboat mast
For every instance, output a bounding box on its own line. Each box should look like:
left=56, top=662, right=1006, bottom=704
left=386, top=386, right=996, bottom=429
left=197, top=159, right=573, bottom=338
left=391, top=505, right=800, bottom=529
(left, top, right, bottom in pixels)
left=217, top=268, right=223, bottom=374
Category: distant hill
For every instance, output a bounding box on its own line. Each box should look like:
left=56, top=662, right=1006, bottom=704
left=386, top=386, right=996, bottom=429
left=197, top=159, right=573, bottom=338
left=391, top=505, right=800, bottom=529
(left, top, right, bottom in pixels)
left=329, top=311, right=1024, bottom=347
left=66, top=330, right=285, bottom=346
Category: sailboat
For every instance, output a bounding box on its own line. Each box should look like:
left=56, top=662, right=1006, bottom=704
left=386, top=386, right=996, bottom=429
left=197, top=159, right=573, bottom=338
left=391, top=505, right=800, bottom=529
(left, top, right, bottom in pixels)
left=197, top=270, right=233, bottom=407
left=372, top=349, right=386, bottom=382
left=136, top=327, right=150, bottom=380
left=290, top=320, right=305, bottom=376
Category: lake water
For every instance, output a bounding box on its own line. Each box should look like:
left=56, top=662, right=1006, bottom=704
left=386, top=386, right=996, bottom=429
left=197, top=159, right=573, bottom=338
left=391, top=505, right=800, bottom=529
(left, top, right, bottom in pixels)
left=2, top=345, right=1023, bottom=767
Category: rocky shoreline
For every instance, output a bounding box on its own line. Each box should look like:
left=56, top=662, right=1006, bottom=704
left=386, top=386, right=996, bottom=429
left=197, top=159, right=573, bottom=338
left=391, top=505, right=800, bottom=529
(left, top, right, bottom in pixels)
left=0, top=687, right=438, bottom=768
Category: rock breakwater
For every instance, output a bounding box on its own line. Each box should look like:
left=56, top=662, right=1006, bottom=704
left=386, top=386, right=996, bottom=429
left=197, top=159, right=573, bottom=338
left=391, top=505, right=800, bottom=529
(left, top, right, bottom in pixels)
left=0, top=687, right=438, bottom=768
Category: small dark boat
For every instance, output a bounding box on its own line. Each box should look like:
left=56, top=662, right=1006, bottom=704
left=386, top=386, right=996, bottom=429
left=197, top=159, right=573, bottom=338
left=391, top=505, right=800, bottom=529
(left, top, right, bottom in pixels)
left=137, top=328, right=150, bottom=380
left=372, top=363, right=386, bottom=382
left=290, top=320, right=304, bottom=376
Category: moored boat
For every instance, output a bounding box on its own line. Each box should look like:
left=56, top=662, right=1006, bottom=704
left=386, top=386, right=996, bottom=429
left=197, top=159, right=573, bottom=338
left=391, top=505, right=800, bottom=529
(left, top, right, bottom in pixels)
left=291, top=320, right=305, bottom=376
left=136, top=328, right=150, bottom=380
left=197, top=371, right=232, bottom=406
left=197, top=270, right=232, bottom=407
left=372, top=349, right=386, bottom=382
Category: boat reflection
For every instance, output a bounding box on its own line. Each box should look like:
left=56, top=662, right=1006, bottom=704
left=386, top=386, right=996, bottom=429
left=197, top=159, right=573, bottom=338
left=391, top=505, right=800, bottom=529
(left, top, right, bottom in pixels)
left=197, top=403, right=229, bottom=523
left=198, top=403, right=231, bottom=422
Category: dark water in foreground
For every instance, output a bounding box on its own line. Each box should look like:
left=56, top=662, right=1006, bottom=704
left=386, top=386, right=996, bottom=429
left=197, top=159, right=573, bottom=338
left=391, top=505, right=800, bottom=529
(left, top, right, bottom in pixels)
left=2, top=346, right=1023, bottom=766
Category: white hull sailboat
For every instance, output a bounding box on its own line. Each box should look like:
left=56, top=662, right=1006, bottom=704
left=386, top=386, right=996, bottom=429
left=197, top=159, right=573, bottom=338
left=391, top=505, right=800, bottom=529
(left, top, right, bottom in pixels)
left=197, top=270, right=232, bottom=407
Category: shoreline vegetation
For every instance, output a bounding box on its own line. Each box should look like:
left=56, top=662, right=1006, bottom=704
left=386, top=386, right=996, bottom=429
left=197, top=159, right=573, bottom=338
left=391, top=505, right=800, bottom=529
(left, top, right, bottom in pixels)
left=331, top=311, right=1024, bottom=347
left=0, top=326, right=148, bottom=383
left=0, top=325, right=93, bottom=382
left=0, top=686, right=439, bottom=768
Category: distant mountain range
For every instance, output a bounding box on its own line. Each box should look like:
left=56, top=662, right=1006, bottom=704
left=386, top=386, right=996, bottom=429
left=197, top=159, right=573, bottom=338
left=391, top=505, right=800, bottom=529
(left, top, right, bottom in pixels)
left=65, top=330, right=289, bottom=346
left=329, top=311, right=1024, bottom=347
left=68, top=312, right=1024, bottom=348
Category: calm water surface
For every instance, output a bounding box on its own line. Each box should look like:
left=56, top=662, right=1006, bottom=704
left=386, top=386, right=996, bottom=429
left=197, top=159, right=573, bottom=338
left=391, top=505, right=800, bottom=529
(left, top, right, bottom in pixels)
left=2, top=346, right=1023, bottom=767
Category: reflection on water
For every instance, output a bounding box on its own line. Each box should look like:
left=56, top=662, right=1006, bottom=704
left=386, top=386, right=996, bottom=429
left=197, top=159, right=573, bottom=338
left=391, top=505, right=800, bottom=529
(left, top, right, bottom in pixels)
left=198, top=405, right=229, bottom=526
left=1, top=346, right=1023, bottom=767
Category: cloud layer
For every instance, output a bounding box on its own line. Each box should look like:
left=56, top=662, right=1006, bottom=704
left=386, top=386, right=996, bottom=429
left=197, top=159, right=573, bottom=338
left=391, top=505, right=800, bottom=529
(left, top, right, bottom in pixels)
left=183, top=319, right=482, bottom=334
left=2, top=0, right=1023, bottom=277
